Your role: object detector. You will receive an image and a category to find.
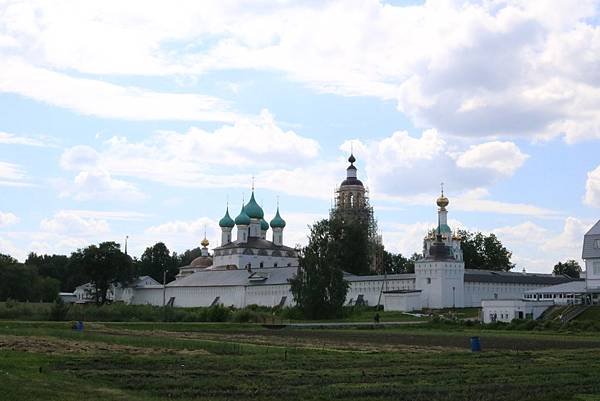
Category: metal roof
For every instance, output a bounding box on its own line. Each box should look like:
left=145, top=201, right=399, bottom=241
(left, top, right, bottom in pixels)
left=464, top=269, right=577, bottom=285
left=582, top=220, right=600, bottom=259
left=523, top=280, right=587, bottom=294
left=167, top=266, right=298, bottom=287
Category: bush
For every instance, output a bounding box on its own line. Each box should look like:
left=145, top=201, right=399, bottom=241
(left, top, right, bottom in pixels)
left=49, top=298, right=70, bottom=321
left=206, top=305, right=231, bottom=322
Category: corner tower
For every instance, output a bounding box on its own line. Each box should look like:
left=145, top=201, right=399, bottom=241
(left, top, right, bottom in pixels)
left=415, top=189, right=465, bottom=309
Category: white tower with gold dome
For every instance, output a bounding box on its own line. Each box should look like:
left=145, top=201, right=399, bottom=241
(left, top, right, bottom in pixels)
left=415, top=187, right=465, bottom=309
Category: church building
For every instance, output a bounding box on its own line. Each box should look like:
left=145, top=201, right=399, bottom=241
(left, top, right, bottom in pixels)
left=128, top=155, right=584, bottom=315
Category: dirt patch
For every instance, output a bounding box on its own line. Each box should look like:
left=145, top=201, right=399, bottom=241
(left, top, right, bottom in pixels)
left=95, top=324, right=600, bottom=352
left=0, top=335, right=210, bottom=356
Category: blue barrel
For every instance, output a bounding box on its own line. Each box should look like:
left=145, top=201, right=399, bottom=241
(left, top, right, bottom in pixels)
left=470, top=336, right=481, bottom=352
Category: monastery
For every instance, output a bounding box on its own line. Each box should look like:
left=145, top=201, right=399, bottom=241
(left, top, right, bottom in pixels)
left=117, top=155, right=598, bottom=316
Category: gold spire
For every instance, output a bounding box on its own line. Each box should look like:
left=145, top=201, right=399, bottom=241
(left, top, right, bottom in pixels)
left=201, top=225, right=209, bottom=247
left=436, top=182, right=449, bottom=209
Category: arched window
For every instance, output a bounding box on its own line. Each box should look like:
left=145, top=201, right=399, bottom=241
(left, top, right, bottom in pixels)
left=259, top=262, right=264, bottom=268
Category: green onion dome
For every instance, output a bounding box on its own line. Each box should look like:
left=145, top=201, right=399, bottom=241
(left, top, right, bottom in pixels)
left=269, top=208, right=286, bottom=229
left=244, top=191, right=264, bottom=219
left=234, top=205, right=251, bottom=226
left=260, top=218, right=269, bottom=231
left=219, top=207, right=235, bottom=228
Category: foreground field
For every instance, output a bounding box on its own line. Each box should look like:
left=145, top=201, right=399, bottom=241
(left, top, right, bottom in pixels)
left=1, top=322, right=600, bottom=401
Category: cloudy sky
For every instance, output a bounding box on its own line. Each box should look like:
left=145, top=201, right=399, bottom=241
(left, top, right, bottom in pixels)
left=1, top=0, right=599, bottom=272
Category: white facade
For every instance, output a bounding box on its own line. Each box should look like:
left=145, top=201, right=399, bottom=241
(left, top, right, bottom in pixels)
left=383, top=291, right=422, bottom=312
left=482, top=299, right=554, bottom=323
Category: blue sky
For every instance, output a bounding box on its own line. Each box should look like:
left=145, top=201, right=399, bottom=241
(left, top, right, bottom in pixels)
left=1, top=0, right=599, bottom=273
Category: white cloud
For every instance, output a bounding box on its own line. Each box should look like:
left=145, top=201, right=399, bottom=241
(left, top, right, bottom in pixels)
left=0, top=132, right=56, bottom=147
left=146, top=217, right=216, bottom=236
left=0, top=161, right=31, bottom=186
left=3, top=1, right=600, bottom=140
left=143, top=217, right=220, bottom=254
left=584, top=165, right=600, bottom=207
left=0, top=212, right=19, bottom=227
left=60, top=210, right=150, bottom=222
left=59, top=169, right=145, bottom=201
left=492, top=217, right=593, bottom=273
left=0, top=237, right=25, bottom=261
left=342, top=130, right=531, bottom=199
left=0, top=57, right=236, bottom=122
left=455, top=142, right=529, bottom=176
left=59, top=110, right=322, bottom=196
left=40, top=210, right=111, bottom=235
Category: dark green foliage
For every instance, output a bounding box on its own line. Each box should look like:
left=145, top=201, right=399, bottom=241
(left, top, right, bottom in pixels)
left=49, top=297, right=70, bottom=321
left=553, top=259, right=582, bottom=278
left=458, top=230, right=514, bottom=271
left=25, top=253, right=78, bottom=291
left=69, top=242, right=134, bottom=305
left=329, top=212, right=373, bottom=275
left=136, top=242, right=179, bottom=283
left=174, top=247, right=203, bottom=267
left=290, top=219, right=349, bottom=319
left=0, top=263, right=60, bottom=302
left=0, top=253, right=18, bottom=266
left=382, top=250, right=419, bottom=274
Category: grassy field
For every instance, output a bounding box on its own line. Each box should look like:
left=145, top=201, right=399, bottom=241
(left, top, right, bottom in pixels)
left=2, top=321, right=600, bottom=401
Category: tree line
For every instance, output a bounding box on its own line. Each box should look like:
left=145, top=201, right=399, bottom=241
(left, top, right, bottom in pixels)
left=0, top=242, right=203, bottom=304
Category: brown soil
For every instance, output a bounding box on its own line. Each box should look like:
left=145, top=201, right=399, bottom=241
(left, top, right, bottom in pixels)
left=92, top=325, right=600, bottom=352
left=0, top=334, right=210, bottom=356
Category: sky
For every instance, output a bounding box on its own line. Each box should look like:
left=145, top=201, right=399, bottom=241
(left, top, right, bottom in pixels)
left=0, top=0, right=599, bottom=273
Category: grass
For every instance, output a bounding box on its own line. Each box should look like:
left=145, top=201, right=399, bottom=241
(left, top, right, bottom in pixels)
left=577, top=306, right=600, bottom=321
left=2, top=321, right=600, bottom=400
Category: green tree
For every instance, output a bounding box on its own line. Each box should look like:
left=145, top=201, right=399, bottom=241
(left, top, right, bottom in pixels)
left=137, top=242, right=178, bottom=283
left=382, top=251, right=418, bottom=274
left=70, top=242, right=134, bottom=304
left=0, top=263, right=59, bottom=302
left=175, top=247, right=203, bottom=267
left=553, top=260, right=582, bottom=278
left=458, top=230, right=514, bottom=271
left=290, top=219, right=349, bottom=319
left=26, top=253, right=78, bottom=291
left=329, top=213, right=372, bottom=275
left=0, top=253, right=18, bottom=267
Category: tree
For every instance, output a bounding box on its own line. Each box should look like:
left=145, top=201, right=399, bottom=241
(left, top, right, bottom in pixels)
left=0, top=263, right=59, bottom=302
left=382, top=251, right=419, bottom=274
left=175, top=247, right=203, bottom=267
left=70, top=242, right=134, bottom=305
left=290, top=219, right=349, bottom=319
left=329, top=212, right=372, bottom=275
left=137, top=242, right=178, bottom=283
left=553, top=260, right=582, bottom=278
left=0, top=253, right=18, bottom=267
left=458, top=230, right=514, bottom=271
left=26, top=253, right=78, bottom=291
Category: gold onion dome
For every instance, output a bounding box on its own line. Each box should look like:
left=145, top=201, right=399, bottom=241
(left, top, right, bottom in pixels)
left=201, top=237, right=209, bottom=247
left=436, top=194, right=449, bottom=208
